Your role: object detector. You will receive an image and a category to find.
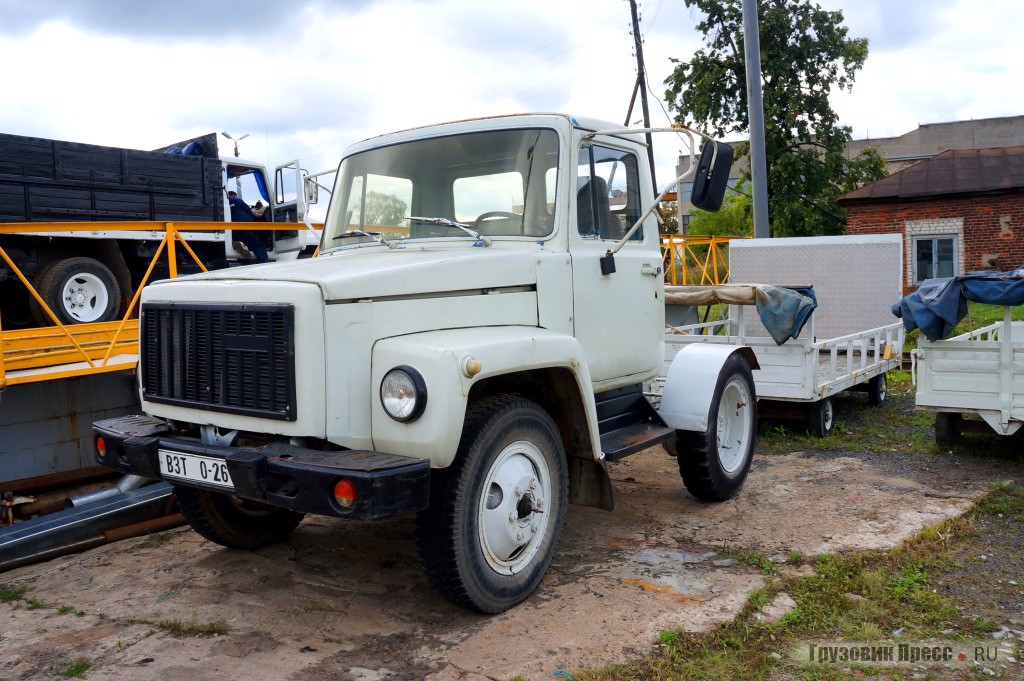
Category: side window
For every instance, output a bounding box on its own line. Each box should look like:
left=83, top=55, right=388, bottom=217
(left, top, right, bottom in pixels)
left=576, top=144, right=642, bottom=241
left=345, top=174, right=413, bottom=239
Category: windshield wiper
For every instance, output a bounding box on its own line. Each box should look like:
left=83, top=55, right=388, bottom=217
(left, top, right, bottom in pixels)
left=332, top=229, right=395, bottom=249
left=407, top=216, right=492, bottom=247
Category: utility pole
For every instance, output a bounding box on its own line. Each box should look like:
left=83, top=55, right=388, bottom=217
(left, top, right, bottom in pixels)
left=626, top=0, right=657, bottom=193
left=741, top=0, right=770, bottom=238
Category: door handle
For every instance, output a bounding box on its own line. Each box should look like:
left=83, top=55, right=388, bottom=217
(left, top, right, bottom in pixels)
left=641, top=263, right=662, bottom=277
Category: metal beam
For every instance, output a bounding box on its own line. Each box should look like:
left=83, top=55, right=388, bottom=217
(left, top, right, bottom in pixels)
left=742, top=0, right=770, bottom=238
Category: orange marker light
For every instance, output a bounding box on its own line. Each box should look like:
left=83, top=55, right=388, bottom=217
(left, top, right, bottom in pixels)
left=333, top=479, right=357, bottom=508
left=96, top=437, right=107, bottom=458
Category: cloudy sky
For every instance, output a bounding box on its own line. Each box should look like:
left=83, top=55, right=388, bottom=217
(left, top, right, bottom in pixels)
left=1, top=0, right=1021, bottom=196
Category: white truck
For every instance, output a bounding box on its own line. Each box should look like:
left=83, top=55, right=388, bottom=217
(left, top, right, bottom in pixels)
left=92, top=114, right=758, bottom=613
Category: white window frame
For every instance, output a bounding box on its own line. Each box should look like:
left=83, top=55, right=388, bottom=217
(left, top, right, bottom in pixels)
left=904, top=217, right=964, bottom=286
left=912, top=234, right=959, bottom=284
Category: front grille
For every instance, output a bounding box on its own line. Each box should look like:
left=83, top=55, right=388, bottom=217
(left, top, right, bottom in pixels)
left=141, top=303, right=296, bottom=421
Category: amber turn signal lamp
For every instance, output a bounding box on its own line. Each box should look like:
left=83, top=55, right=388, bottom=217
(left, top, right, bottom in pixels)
left=96, top=436, right=107, bottom=458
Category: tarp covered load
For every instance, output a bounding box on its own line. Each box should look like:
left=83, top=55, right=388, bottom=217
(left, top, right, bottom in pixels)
left=665, top=284, right=817, bottom=345
left=891, top=266, right=1024, bottom=341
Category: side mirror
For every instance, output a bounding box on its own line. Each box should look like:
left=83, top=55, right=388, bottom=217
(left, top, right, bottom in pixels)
left=690, top=140, right=734, bottom=212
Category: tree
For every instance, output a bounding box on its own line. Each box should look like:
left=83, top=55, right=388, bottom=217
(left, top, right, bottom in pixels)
left=687, top=183, right=752, bottom=237
left=364, top=191, right=408, bottom=227
left=665, top=0, right=887, bottom=236
left=658, top=200, right=680, bottom=234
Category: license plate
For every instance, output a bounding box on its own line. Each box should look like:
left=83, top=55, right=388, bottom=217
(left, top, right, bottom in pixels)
left=158, top=450, right=235, bottom=490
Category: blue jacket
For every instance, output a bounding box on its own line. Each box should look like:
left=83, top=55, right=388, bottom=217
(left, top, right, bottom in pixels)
left=229, top=197, right=256, bottom=222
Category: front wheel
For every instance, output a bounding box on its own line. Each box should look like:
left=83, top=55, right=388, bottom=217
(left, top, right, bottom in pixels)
left=415, top=395, right=568, bottom=613
left=676, top=354, right=757, bottom=501
left=174, top=486, right=305, bottom=550
left=809, top=397, right=834, bottom=437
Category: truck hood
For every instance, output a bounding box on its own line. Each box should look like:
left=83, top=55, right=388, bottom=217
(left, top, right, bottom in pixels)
left=157, top=245, right=540, bottom=301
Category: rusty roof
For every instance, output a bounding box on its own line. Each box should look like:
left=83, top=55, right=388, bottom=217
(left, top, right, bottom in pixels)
left=838, top=146, right=1024, bottom=205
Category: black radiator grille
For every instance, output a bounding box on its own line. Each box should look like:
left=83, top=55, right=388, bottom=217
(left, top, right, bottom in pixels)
left=141, top=303, right=296, bottom=421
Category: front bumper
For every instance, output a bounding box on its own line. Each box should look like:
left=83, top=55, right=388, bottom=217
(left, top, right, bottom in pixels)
left=93, top=415, right=430, bottom=520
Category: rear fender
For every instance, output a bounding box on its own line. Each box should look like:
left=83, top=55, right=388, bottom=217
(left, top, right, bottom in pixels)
left=659, top=344, right=758, bottom=432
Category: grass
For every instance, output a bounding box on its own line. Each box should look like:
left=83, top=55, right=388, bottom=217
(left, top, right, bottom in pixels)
left=756, top=395, right=935, bottom=458
left=0, top=584, right=27, bottom=603
left=25, top=597, right=48, bottom=610
left=299, top=602, right=340, bottom=613
left=155, top=617, right=228, bottom=637
left=575, top=482, right=1022, bottom=680
left=52, top=659, right=92, bottom=678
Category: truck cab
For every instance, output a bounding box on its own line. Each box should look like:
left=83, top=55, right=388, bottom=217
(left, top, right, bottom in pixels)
left=94, top=114, right=753, bottom=613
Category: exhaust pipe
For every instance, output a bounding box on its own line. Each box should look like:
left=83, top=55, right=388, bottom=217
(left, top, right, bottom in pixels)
left=65, top=474, right=149, bottom=509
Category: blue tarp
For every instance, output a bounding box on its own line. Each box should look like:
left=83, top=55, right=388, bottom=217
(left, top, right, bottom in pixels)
left=891, top=266, right=1024, bottom=341
left=755, top=285, right=818, bottom=345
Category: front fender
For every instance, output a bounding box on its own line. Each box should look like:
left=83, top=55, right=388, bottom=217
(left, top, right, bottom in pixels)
left=371, top=326, right=599, bottom=468
left=658, top=344, right=758, bottom=432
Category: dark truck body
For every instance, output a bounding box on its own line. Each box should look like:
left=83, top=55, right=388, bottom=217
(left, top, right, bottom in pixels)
left=0, top=131, right=225, bottom=224
left=0, top=131, right=299, bottom=327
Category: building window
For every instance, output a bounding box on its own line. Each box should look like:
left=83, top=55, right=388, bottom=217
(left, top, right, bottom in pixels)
left=913, top=235, right=958, bottom=283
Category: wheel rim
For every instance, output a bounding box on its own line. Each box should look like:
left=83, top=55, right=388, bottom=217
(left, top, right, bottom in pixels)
left=60, top=272, right=109, bottom=322
left=822, top=399, right=834, bottom=432
left=715, top=377, right=753, bottom=474
left=878, top=375, right=887, bottom=402
left=477, top=440, right=551, bottom=576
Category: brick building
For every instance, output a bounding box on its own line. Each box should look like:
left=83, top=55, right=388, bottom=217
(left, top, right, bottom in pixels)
left=838, top=146, right=1024, bottom=294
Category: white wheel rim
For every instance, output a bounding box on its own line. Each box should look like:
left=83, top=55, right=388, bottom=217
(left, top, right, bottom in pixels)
left=879, top=375, right=887, bottom=401
left=477, top=441, right=551, bottom=576
left=715, top=378, right=752, bottom=474
left=61, top=272, right=109, bottom=322
left=823, top=400, right=834, bottom=431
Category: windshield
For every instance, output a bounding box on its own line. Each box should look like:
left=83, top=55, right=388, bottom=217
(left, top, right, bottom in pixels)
left=323, top=128, right=560, bottom=248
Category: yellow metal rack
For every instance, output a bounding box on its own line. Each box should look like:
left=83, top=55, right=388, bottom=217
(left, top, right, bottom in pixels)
left=0, top=221, right=316, bottom=388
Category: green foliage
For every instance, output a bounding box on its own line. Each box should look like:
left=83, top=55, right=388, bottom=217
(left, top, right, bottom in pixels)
left=0, top=584, right=27, bottom=602
left=658, top=200, right=680, bottom=234
left=665, top=0, right=887, bottom=236
left=52, top=659, right=92, bottom=678
left=686, top=184, right=752, bottom=236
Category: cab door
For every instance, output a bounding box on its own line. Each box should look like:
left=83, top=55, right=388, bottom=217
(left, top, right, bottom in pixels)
left=570, top=139, right=664, bottom=387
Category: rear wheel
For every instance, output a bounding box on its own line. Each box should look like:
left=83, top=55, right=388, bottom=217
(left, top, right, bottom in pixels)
left=676, top=354, right=757, bottom=501
left=174, top=485, right=305, bottom=550
left=30, top=257, right=122, bottom=325
left=868, top=373, right=887, bottom=406
left=935, top=412, right=962, bottom=446
left=416, top=395, right=568, bottom=613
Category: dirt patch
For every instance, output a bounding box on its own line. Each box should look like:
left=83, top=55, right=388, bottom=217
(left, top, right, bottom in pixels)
left=1, top=392, right=1019, bottom=680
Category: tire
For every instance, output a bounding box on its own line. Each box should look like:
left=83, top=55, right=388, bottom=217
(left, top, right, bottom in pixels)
left=30, top=257, right=122, bottom=325
left=415, top=395, right=568, bottom=613
left=935, top=412, right=962, bottom=446
left=174, top=485, right=305, bottom=550
left=868, top=373, right=887, bottom=406
left=676, top=354, right=757, bottom=501
left=809, top=397, right=834, bottom=437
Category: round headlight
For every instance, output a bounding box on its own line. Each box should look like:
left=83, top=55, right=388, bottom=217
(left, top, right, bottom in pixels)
left=380, top=366, right=427, bottom=422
